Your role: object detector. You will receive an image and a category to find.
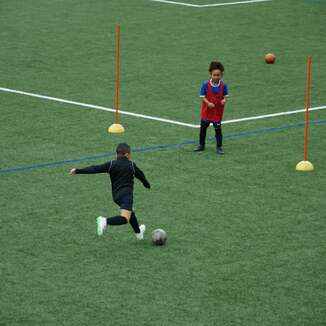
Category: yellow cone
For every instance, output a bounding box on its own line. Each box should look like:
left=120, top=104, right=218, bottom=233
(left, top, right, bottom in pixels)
left=108, top=123, right=125, bottom=134
left=296, top=160, right=314, bottom=172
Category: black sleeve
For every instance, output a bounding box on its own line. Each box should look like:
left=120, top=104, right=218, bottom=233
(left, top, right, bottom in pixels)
left=75, top=162, right=111, bottom=174
left=133, top=163, right=151, bottom=189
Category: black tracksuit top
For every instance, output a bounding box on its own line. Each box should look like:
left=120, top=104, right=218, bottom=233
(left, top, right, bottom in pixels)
left=75, top=157, right=150, bottom=200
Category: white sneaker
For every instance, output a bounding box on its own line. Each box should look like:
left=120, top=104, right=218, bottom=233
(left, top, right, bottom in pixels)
left=96, top=216, right=107, bottom=236
left=136, top=224, right=146, bottom=240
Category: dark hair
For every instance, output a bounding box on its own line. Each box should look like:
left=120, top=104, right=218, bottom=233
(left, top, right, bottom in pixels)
left=116, top=143, right=131, bottom=157
left=209, top=61, right=224, bottom=73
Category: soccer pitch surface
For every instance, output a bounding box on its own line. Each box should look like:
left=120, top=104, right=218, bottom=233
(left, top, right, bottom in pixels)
left=1, top=0, right=326, bottom=325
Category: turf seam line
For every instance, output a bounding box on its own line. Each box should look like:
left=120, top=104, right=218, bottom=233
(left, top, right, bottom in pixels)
left=1, top=119, right=325, bottom=175
left=1, top=86, right=326, bottom=129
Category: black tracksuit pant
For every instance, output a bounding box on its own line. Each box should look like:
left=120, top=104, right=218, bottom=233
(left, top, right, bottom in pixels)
left=199, top=120, right=222, bottom=148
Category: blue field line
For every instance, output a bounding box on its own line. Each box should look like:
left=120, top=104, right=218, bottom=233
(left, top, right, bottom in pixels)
left=1, top=119, right=325, bottom=175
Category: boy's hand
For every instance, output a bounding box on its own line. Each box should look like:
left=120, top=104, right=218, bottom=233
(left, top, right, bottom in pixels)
left=69, top=168, right=77, bottom=175
left=207, top=102, right=215, bottom=109
left=143, top=181, right=151, bottom=189
left=221, top=99, right=227, bottom=105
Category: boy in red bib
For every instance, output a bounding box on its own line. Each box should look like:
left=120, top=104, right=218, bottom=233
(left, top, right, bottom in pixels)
left=194, top=61, right=229, bottom=155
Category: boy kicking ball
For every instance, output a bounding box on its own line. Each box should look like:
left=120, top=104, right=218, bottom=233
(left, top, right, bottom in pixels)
left=69, top=143, right=151, bottom=240
left=194, top=61, right=229, bottom=155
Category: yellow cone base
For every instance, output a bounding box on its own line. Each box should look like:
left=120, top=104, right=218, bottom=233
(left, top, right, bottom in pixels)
left=296, top=160, right=314, bottom=172
left=108, top=123, right=125, bottom=134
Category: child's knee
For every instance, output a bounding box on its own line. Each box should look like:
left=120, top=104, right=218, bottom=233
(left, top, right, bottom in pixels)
left=120, top=209, right=132, bottom=222
left=201, top=120, right=210, bottom=128
left=122, top=215, right=130, bottom=223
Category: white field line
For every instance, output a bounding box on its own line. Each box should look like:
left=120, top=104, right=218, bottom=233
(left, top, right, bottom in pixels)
left=149, top=0, right=200, bottom=7
left=0, top=87, right=198, bottom=128
left=149, top=0, right=272, bottom=8
left=222, top=106, right=326, bottom=125
left=199, top=0, right=272, bottom=7
left=1, top=86, right=326, bottom=128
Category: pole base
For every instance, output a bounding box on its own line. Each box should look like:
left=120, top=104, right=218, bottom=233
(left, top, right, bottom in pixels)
left=108, top=123, right=125, bottom=134
left=296, top=160, right=314, bottom=172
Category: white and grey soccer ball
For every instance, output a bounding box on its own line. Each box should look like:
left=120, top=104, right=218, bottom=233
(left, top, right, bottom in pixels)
left=151, top=229, right=167, bottom=246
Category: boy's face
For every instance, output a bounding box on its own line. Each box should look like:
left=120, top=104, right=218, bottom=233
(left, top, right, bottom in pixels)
left=211, top=69, right=222, bottom=84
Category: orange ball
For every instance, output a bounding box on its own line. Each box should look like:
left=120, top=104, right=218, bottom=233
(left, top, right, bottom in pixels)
left=265, top=53, right=276, bottom=64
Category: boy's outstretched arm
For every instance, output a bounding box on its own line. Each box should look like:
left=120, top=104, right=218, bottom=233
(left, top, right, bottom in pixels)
left=134, top=164, right=151, bottom=189
left=69, top=162, right=110, bottom=175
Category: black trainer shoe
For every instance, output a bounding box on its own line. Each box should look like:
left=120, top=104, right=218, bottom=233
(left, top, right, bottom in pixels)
left=193, top=145, right=205, bottom=152
left=216, top=147, right=224, bottom=155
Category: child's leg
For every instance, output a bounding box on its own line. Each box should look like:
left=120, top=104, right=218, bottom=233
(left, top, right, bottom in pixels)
left=97, top=213, right=128, bottom=236
left=107, top=195, right=140, bottom=233
left=97, top=197, right=133, bottom=236
left=129, top=211, right=140, bottom=234
left=199, top=120, right=210, bottom=147
left=125, top=210, right=145, bottom=240
left=213, top=121, right=223, bottom=148
left=100, top=195, right=145, bottom=239
left=106, top=210, right=131, bottom=225
left=106, top=197, right=133, bottom=226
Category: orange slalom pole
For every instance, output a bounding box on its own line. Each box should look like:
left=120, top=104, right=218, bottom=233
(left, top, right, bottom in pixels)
left=115, top=25, right=121, bottom=125
left=303, top=56, right=312, bottom=161
left=108, top=25, right=124, bottom=134
left=295, top=56, right=314, bottom=171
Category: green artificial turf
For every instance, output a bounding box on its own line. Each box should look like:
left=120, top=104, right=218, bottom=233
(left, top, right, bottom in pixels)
left=1, top=0, right=325, bottom=325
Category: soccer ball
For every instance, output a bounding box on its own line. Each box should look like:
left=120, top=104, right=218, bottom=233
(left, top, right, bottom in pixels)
left=151, top=229, right=167, bottom=246
left=265, top=53, right=276, bottom=64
